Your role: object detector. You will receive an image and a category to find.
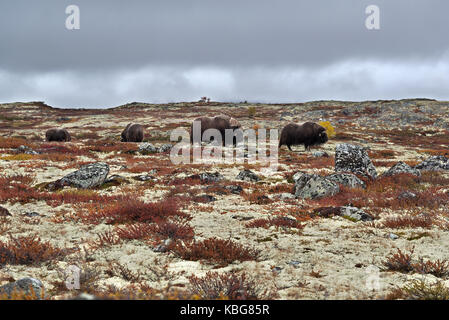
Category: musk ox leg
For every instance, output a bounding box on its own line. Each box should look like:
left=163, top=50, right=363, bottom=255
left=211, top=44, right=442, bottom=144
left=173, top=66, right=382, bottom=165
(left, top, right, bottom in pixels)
left=287, top=145, right=293, bottom=151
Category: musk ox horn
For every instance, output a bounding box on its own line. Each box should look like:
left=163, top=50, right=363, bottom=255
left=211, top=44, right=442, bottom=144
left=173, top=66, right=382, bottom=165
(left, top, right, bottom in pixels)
left=45, top=128, right=71, bottom=142
left=279, top=121, right=328, bottom=151
left=121, top=123, right=144, bottom=142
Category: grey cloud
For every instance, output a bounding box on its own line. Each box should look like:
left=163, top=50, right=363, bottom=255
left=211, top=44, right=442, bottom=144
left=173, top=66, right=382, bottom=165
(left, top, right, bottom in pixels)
left=0, top=0, right=448, bottom=107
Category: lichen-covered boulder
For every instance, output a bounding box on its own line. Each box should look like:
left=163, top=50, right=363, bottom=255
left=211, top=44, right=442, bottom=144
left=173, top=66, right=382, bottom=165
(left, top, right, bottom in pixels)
left=0, top=278, right=44, bottom=299
left=383, top=161, right=421, bottom=177
left=138, top=143, right=158, bottom=155
left=294, top=174, right=340, bottom=199
left=339, top=206, right=373, bottom=222
left=56, top=162, right=109, bottom=189
left=335, top=143, right=377, bottom=179
left=236, top=169, right=260, bottom=182
left=326, top=173, right=366, bottom=189
left=198, top=172, right=224, bottom=183
left=414, top=155, right=449, bottom=171
left=158, top=144, right=173, bottom=153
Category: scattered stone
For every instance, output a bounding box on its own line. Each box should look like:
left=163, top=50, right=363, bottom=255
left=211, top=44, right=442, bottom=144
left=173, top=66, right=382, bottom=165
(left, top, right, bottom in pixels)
left=224, top=185, right=243, bottom=194
left=398, top=191, right=417, bottom=200
left=326, top=173, right=366, bottom=189
left=340, top=206, right=373, bottom=222
left=236, top=169, right=260, bottom=182
left=389, top=233, right=399, bottom=240
left=335, top=143, right=377, bottom=179
left=198, top=172, right=224, bottom=183
left=23, top=212, right=41, bottom=218
left=0, top=278, right=44, bottom=299
left=0, top=206, right=11, bottom=217
left=138, top=143, right=158, bottom=155
left=315, top=206, right=373, bottom=222
left=383, top=161, right=421, bottom=177
left=292, top=171, right=308, bottom=184
left=101, top=175, right=129, bottom=187
left=133, top=174, right=156, bottom=182
left=294, top=174, right=340, bottom=199
left=312, top=151, right=329, bottom=158
left=14, top=145, right=39, bottom=155
left=414, top=155, right=449, bottom=171
left=158, top=144, right=173, bottom=153
left=54, top=162, right=110, bottom=189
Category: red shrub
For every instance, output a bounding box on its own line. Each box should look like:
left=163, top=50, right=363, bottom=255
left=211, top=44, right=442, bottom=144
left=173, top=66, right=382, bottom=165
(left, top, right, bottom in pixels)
left=0, top=235, right=70, bottom=265
left=172, top=237, right=260, bottom=267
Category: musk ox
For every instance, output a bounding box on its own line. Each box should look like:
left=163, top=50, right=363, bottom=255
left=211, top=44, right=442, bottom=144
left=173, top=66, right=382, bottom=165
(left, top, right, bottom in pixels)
left=279, top=122, right=328, bottom=151
left=45, top=128, right=71, bottom=142
left=190, top=115, right=242, bottom=145
left=121, top=123, right=144, bottom=142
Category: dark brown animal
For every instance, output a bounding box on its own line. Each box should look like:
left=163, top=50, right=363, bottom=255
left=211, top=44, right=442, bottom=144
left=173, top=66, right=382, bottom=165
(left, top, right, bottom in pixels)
left=121, top=123, right=144, bottom=142
left=45, top=128, right=71, bottom=142
left=279, top=122, right=328, bottom=151
left=190, top=115, right=242, bottom=145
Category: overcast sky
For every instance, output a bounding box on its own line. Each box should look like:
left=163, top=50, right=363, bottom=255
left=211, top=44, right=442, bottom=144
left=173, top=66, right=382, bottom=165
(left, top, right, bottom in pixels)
left=0, top=0, right=448, bottom=108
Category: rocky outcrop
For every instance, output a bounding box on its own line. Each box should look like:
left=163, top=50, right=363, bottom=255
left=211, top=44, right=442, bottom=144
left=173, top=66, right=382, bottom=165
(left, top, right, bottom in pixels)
left=236, top=169, right=260, bottom=182
left=335, top=143, right=377, bottom=179
left=414, top=156, right=449, bottom=171
left=326, top=173, right=366, bottom=189
left=315, top=206, right=373, bottom=222
left=0, top=278, right=44, bottom=299
left=382, top=161, right=421, bottom=177
left=294, top=173, right=340, bottom=199
left=138, top=143, right=158, bottom=155
left=52, top=162, right=109, bottom=189
left=198, top=172, right=224, bottom=183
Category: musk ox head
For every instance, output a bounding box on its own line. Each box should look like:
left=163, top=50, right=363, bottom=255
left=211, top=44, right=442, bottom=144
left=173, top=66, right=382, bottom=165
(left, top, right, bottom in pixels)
left=279, top=122, right=328, bottom=151
left=45, top=128, right=71, bottom=142
left=229, top=117, right=241, bottom=129
left=121, top=123, right=144, bottom=142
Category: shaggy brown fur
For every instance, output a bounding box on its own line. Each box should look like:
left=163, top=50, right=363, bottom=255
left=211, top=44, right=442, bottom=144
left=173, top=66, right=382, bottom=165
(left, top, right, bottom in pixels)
left=190, top=115, right=242, bottom=145
left=121, top=123, right=144, bottom=142
left=45, top=128, right=71, bottom=142
left=279, top=122, right=328, bottom=151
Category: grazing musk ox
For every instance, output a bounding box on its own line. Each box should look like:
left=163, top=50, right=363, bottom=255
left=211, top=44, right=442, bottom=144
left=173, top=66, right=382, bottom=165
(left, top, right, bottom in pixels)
left=121, top=123, right=144, bottom=142
left=279, top=122, right=328, bottom=151
left=190, top=115, right=242, bottom=145
left=45, top=128, right=71, bottom=142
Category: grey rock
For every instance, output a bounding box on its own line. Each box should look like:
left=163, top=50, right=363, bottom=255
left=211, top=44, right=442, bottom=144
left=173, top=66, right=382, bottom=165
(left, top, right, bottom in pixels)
left=236, top=169, right=260, bottom=182
left=327, top=173, right=366, bottom=189
left=0, top=278, right=44, bottom=299
left=294, top=174, right=340, bottom=200
left=335, top=143, right=377, bottom=179
left=158, top=144, right=173, bottom=153
left=339, top=206, right=373, bottom=222
left=198, top=172, right=224, bottom=183
left=398, top=191, right=417, bottom=200
left=225, top=185, right=243, bottom=194
left=287, top=260, right=301, bottom=267
left=312, top=151, right=329, bottom=158
left=383, top=161, right=421, bottom=177
left=414, top=156, right=449, bottom=171
left=23, top=212, right=41, bottom=218
left=15, top=145, right=39, bottom=155
left=389, top=233, right=399, bottom=240
left=138, top=143, right=158, bottom=154
left=133, top=174, right=156, bottom=182
left=57, top=162, right=109, bottom=189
